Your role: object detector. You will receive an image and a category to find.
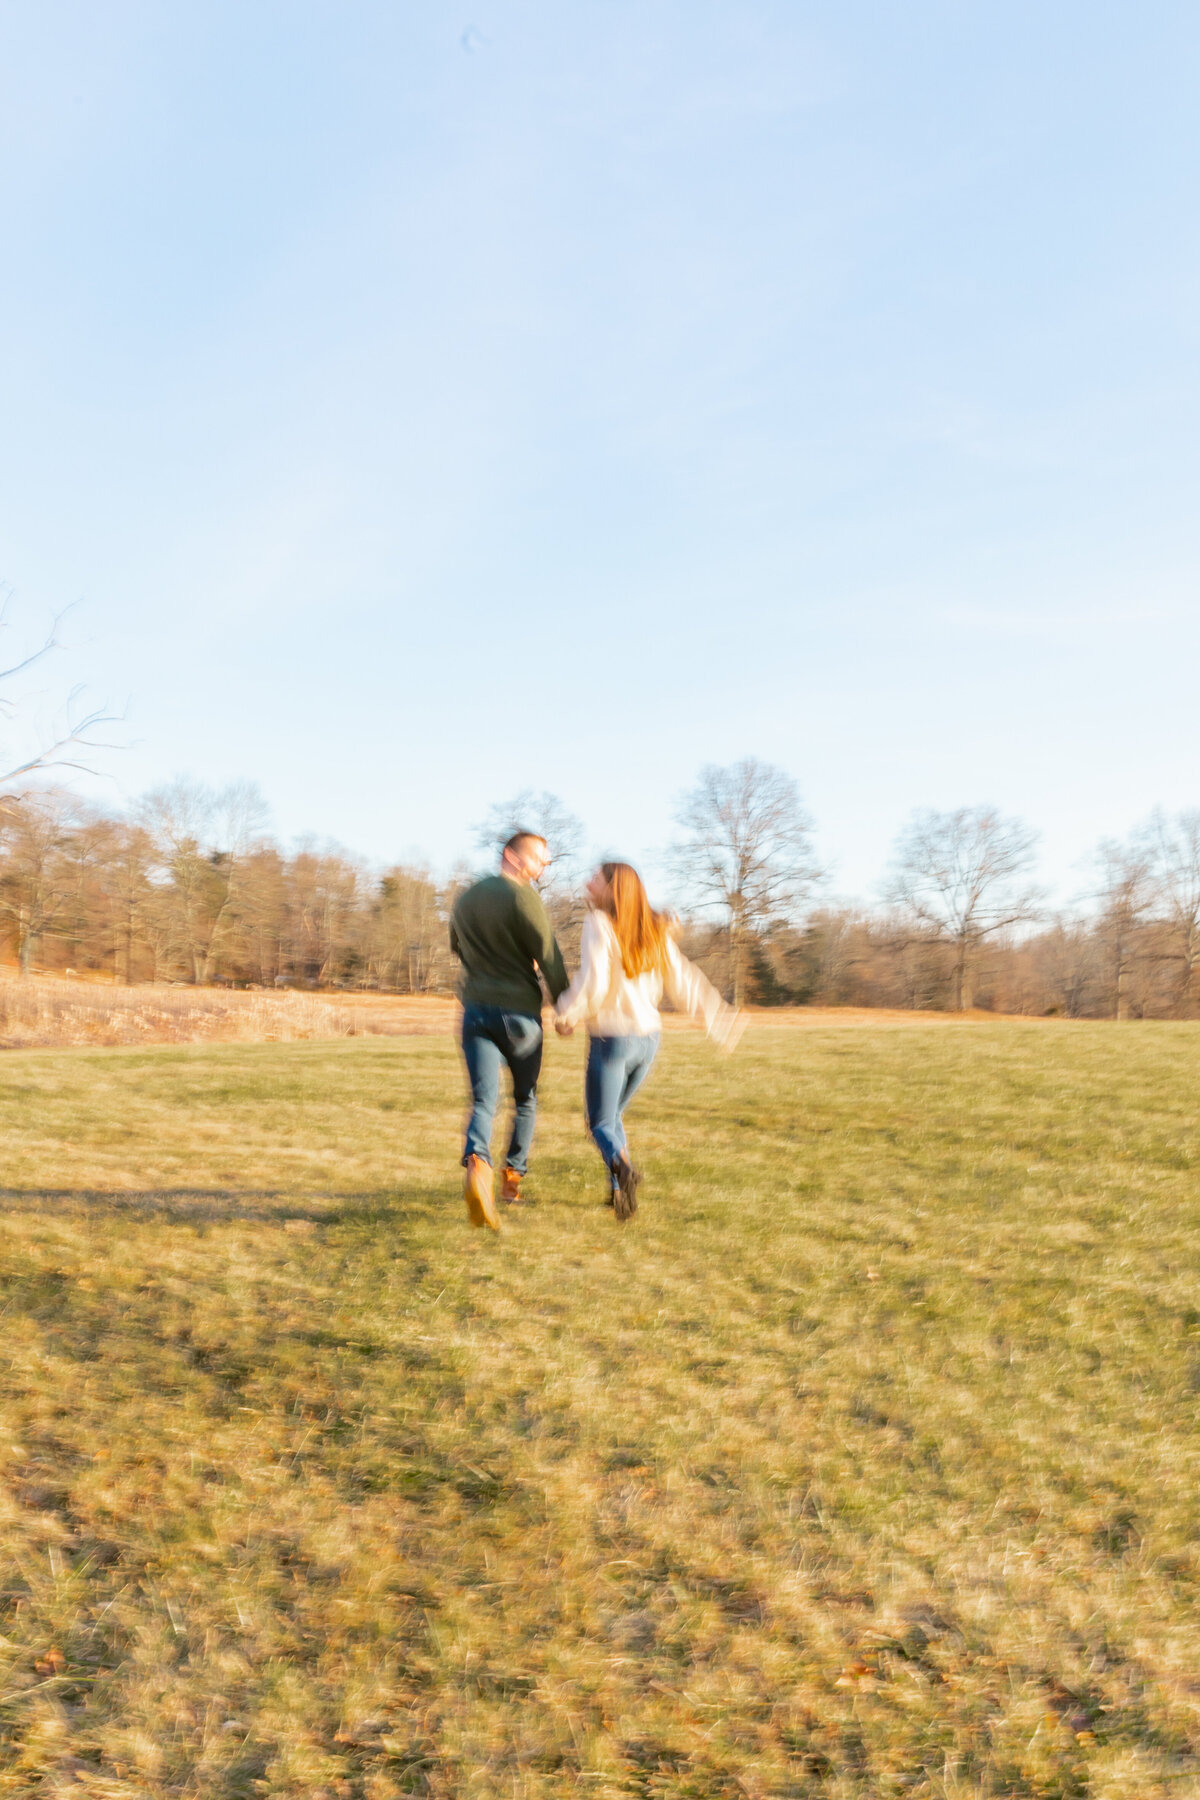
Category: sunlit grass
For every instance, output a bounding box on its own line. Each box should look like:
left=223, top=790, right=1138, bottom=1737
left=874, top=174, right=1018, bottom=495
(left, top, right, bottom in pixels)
left=0, top=1024, right=1198, bottom=1797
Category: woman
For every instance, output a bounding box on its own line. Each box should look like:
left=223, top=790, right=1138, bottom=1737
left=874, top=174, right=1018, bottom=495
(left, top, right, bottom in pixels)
left=554, top=861, right=742, bottom=1219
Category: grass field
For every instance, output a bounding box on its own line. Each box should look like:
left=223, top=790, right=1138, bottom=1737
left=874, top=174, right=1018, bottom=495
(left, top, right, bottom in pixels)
left=1, top=1022, right=1198, bottom=1799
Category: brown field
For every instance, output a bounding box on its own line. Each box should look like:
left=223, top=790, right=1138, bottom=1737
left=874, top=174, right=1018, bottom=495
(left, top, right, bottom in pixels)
left=0, top=971, right=1048, bottom=1051
left=0, top=1022, right=1197, bottom=1797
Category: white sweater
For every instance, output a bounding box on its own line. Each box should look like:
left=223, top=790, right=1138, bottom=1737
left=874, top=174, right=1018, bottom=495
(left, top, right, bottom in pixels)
left=555, top=910, right=738, bottom=1042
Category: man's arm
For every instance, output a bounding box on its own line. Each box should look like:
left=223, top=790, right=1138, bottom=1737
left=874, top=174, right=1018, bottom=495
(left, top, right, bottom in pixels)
left=513, top=886, right=568, bottom=1001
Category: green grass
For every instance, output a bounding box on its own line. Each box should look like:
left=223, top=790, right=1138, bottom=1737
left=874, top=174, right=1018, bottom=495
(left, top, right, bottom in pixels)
left=0, top=1023, right=1199, bottom=1798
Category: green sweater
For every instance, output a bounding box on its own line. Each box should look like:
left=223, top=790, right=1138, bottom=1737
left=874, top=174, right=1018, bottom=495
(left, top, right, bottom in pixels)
left=449, top=875, right=568, bottom=1013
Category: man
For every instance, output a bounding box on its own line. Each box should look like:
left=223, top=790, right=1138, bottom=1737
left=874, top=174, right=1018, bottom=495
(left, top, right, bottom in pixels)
left=449, top=830, right=568, bottom=1229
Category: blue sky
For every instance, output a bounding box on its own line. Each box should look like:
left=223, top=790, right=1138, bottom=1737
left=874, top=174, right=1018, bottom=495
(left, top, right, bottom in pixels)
left=1, top=1, right=1197, bottom=900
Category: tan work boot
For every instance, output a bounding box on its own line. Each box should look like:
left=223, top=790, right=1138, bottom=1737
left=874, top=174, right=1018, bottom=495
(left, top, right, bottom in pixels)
left=500, top=1167, right=523, bottom=1204
left=464, top=1155, right=499, bottom=1230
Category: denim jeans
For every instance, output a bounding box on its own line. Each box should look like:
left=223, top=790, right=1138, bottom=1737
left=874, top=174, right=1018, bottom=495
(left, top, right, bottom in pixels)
left=585, top=1032, right=659, bottom=1172
left=461, top=1004, right=543, bottom=1173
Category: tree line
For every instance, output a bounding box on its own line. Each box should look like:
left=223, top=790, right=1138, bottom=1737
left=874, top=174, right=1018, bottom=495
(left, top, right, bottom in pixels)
left=1, top=764, right=1198, bottom=1018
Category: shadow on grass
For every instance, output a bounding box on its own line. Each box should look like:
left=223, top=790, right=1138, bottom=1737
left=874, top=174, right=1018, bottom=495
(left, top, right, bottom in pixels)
left=0, top=1186, right=451, bottom=1226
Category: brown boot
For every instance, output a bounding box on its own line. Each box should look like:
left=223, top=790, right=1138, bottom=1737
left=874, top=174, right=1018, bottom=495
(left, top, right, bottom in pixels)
left=500, top=1167, right=523, bottom=1205
left=613, top=1153, right=640, bottom=1221
left=464, top=1155, right=499, bottom=1230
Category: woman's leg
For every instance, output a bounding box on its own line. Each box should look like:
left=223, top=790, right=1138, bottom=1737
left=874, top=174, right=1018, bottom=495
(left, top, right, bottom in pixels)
left=608, top=1036, right=658, bottom=1217
left=613, top=1034, right=659, bottom=1157
left=585, top=1036, right=632, bottom=1172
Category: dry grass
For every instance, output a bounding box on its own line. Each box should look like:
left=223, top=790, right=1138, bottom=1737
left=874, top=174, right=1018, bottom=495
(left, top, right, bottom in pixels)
left=0, top=978, right=466, bottom=1049
left=0, top=1024, right=1198, bottom=1797
left=0, top=969, right=1044, bottom=1052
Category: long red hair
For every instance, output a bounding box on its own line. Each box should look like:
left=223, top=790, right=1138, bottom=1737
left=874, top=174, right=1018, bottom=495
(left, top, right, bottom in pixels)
left=599, top=861, right=671, bottom=978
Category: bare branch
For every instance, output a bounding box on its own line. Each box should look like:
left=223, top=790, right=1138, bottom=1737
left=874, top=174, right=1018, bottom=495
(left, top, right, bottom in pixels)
left=669, top=758, right=818, bottom=1004
left=0, top=594, right=124, bottom=789
left=885, top=806, right=1043, bottom=1009
left=0, top=700, right=126, bottom=788
left=474, top=790, right=585, bottom=893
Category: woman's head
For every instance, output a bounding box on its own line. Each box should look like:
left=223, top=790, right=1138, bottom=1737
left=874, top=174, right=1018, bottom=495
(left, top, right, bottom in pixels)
left=591, top=861, right=671, bottom=977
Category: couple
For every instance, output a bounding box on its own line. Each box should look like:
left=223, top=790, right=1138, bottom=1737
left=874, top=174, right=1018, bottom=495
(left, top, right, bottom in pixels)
left=449, top=829, right=740, bottom=1230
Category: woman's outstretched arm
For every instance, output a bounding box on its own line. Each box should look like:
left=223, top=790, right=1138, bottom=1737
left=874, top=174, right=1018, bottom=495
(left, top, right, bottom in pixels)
left=661, top=938, right=743, bottom=1047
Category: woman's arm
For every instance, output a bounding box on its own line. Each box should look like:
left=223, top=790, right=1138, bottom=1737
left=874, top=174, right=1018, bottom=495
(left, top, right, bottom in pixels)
left=554, top=912, right=613, bottom=1030
left=661, top=938, right=742, bottom=1046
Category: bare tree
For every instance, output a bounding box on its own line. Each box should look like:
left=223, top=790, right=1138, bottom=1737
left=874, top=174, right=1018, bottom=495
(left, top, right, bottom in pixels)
left=1024, top=915, right=1103, bottom=1018
left=279, top=842, right=365, bottom=986
left=885, top=807, right=1042, bottom=1011
left=138, top=779, right=269, bottom=983
left=1090, top=839, right=1153, bottom=1021
left=139, top=780, right=219, bottom=983
left=370, top=865, right=450, bottom=992
left=1140, top=809, right=1200, bottom=1012
left=475, top=790, right=589, bottom=968
left=475, top=790, right=585, bottom=892
left=0, top=590, right=120, bottom=788
left=89, top=816, right=156, bottom=983
left=0, top=790, right=83, bottom=973
left=745, top=905, right=866, bottom=1007
left=228, top=846, right=287, bottom=986
left=670, top=758, right=818, bottom=1005
left=198, top=782, right=271, bottom=982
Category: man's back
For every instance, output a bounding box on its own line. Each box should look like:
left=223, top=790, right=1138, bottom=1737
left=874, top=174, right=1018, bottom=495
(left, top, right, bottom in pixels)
left=450, top=874, right=568, bottom=1013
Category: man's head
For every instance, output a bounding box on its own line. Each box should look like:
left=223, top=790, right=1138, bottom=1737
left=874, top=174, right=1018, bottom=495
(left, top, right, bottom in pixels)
left=501, top=831, right=550, bottom=885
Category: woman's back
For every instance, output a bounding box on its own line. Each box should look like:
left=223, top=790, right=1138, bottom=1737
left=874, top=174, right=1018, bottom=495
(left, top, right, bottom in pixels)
left=556, top=909, right=736, bottom=1042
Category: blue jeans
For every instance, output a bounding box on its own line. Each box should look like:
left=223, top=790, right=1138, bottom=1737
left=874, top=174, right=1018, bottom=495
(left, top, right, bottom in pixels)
left=461, top=1005, right=543, bottom=1173
left=585, top=1033, right=659, bottom=1172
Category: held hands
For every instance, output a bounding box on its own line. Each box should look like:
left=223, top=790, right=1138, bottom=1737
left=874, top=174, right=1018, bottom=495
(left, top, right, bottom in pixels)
left=555, top=1017, right=574, bottom=1037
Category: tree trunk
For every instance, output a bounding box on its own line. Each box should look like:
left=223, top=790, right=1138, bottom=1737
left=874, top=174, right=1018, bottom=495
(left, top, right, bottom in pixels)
left=1182, top=922, right=1198, bottom=1011
left=729, top=910, right=745, bottom=1008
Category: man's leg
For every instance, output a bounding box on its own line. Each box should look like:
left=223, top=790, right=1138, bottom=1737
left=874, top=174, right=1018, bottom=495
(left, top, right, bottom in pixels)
left=499, top=1011, right=543, bottom=1177
left=585, top=1035, right=632, bottom=1172
left=461, top=1005, right=502, bottom=1166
